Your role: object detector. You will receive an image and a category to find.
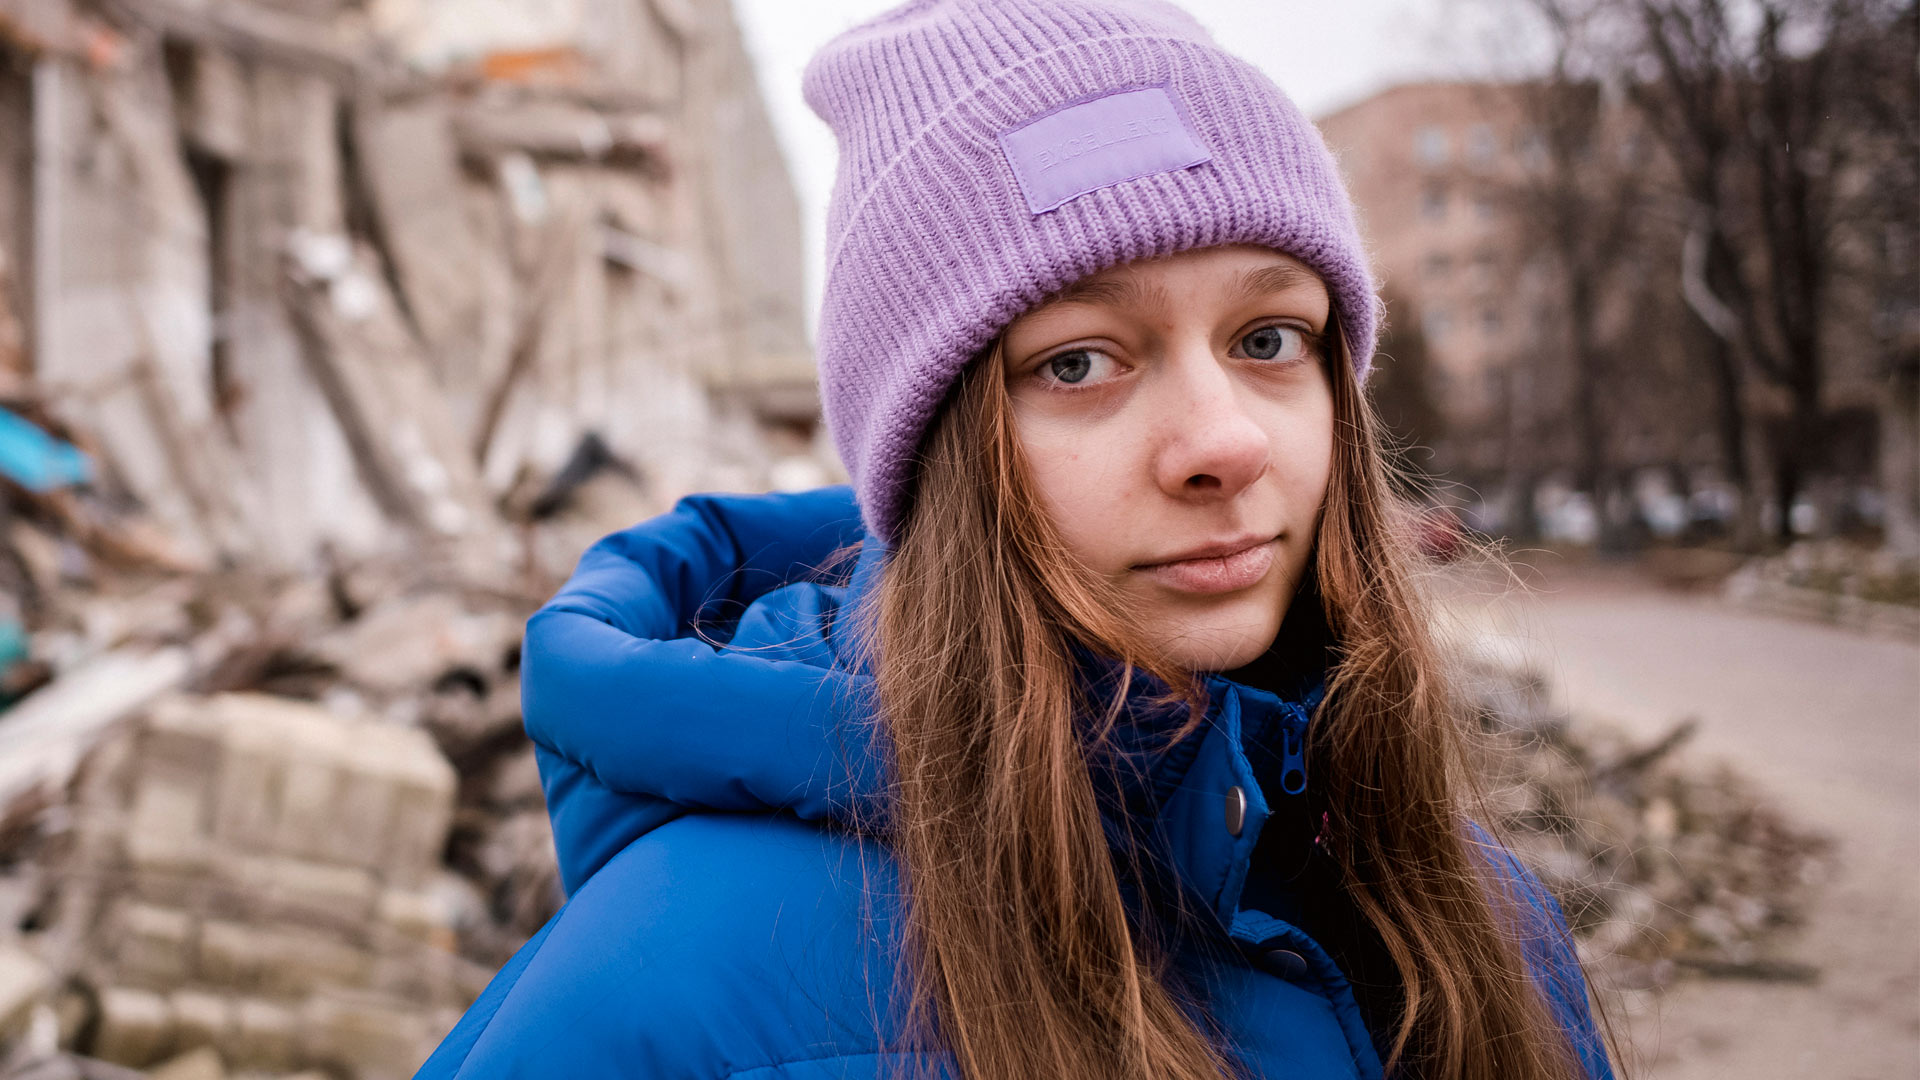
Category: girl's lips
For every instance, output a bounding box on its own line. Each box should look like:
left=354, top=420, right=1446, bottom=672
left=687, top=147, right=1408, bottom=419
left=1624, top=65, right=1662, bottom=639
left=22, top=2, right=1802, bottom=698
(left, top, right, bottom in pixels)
left=1135, top=538, right=1277, bottom=595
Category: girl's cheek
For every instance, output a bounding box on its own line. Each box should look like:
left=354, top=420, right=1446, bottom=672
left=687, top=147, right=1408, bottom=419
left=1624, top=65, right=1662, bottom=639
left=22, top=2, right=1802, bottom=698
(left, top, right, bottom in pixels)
left=1021, top=435, right=1139, bottom=572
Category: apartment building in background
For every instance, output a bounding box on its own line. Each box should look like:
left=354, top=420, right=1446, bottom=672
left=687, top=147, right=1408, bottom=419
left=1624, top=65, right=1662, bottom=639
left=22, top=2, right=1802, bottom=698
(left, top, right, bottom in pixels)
left=1317, top=82, right=1544, bottom=474
left=1318, top=79, right=1910, bottom=543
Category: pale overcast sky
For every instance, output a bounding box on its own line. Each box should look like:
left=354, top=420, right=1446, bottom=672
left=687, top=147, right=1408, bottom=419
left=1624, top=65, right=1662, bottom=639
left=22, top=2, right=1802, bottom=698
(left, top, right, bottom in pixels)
left=731, top=0, right=1509, bottom=318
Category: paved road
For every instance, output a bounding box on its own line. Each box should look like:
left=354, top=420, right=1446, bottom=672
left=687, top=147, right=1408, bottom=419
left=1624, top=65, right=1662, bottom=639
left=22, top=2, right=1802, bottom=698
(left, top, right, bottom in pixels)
left=1486, top=567, right=1920, bottom=1080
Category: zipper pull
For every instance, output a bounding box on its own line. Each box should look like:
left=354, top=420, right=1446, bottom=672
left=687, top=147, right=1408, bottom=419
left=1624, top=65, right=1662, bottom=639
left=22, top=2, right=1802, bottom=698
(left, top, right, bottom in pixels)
left=1278, top=701, right=1308, bottom=796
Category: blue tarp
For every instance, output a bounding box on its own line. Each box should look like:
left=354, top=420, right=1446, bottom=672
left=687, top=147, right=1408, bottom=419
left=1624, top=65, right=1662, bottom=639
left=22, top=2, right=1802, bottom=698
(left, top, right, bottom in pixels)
left=0, top=407, right=91, bottom=492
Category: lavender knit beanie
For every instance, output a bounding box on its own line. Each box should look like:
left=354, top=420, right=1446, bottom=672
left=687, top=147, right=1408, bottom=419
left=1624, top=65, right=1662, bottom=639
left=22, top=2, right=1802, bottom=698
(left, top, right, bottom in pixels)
left=804, top=0, right=1379, bottom=542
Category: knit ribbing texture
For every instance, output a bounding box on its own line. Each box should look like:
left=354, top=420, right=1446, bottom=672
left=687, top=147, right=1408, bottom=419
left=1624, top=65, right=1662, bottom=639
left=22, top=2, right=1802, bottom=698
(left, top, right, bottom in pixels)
left=803, top=0, right=1380, bottom=542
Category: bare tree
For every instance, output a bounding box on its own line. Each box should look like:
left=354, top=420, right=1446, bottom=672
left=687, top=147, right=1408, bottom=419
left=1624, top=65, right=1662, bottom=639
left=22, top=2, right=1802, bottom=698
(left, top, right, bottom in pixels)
left=1369, top=286, right=1448, bottom=484
left=1627, top=0, right=1915, bottom=542
left=1492, top=0, right=1654, bottom=541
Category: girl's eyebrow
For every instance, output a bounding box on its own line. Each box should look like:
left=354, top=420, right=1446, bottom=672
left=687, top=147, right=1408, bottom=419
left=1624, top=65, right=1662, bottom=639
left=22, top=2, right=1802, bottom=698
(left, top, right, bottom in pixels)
left=1046, top=275, right=1167, bottom=311
left=1230, top=263, right=1325, bottom=305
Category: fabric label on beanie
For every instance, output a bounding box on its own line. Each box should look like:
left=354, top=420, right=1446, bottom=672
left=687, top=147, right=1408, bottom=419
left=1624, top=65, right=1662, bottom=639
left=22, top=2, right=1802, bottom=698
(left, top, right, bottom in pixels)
left=998, top=86, right=1211, bottom=214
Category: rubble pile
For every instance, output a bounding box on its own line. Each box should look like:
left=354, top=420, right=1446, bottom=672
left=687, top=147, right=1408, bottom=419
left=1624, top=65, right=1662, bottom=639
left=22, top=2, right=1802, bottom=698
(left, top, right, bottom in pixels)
left=46, top=695, right=469, bottom=1072
left=0, top=0, right=822, bottom=1075
left=1461, top=649, right=1833, bottom=990
left=0, top=558, right=555, bottom=1077
left=1726, top=540, right=1920, bottom=637
left=0, top=0, right=827, bottom=583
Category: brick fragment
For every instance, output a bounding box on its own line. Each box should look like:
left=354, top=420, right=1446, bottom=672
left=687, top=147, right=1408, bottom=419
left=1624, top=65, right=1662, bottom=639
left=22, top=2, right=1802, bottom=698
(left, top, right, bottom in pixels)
left=112, top=902, right=195, bottom=984
left=168, top=988, right=233, bottom=1050
left=230, top=997, right=297, bottom=1071
left=93, top=984, right=175, bottom=1066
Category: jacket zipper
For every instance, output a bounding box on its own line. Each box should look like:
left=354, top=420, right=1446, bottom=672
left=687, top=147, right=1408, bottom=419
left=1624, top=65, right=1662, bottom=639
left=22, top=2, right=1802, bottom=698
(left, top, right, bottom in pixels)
left=1277, top=700, right=1308, bottom=796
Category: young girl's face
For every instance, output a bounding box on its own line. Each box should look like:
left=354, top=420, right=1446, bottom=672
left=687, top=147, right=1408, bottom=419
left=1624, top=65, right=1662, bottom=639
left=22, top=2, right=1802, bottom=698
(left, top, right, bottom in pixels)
left=1000, top=244, right=1335, bottom=672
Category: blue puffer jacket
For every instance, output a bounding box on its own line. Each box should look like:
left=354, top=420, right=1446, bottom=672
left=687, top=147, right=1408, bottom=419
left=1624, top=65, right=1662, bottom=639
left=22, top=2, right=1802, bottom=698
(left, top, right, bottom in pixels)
left=416, top=486, right=1613, bottom=1080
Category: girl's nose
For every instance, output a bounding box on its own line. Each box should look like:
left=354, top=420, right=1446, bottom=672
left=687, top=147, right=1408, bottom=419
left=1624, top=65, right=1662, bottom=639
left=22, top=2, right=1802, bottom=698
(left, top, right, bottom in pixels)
left=1150, top=350, right=1271, bottom=501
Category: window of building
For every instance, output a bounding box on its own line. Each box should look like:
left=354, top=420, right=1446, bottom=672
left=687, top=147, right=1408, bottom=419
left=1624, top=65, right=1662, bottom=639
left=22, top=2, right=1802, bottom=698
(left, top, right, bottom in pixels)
left=1422, top=306, right=1452, bottom=342
left=1421, top=183, right=1447, bottom=221
left=1472, top=193, right=1497, bottom=220
left=1414, top=126, right=1450, bottom=166
left=1884, top=222, right=1913, bottom=272
left=1470, top=250, right=1499, bottom=290
left=1481, top=307, right=1503, bottom=336
left=1467, top=124, right=1498, bottom=165
left=1481, top=368, right=1506, bottom=401
left=1423, top=252, right=1452, bottom=279
left=1515, top=128, right=1548, bottom=169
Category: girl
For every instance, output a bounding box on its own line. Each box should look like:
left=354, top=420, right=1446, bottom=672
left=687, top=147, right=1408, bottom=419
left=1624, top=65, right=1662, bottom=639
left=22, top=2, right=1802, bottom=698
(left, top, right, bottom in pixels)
left=417, top=2, right=1615, bottom=1078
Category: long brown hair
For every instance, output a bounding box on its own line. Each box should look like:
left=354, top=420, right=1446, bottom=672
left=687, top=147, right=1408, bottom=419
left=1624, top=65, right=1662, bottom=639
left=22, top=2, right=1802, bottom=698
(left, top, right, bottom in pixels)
left=865, top=313, right=1596, bottom=1080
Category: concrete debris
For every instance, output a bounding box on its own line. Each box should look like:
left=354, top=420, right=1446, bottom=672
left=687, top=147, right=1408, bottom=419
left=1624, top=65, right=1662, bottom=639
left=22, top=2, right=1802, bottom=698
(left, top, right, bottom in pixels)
left=311, top=594, right=518, bottom=701
left=0, top=662, right=512, bottom=1073
left=0, top=0, right=821, bottom=1075
left=1464, top=650, right=1834, bottom=990
left=0, top=946, right=51, bottom=1046
left=143, top=1049, right=220, bottom=1080
left=1726, top=540, right=1920, bottom=638
left=0, top=648, right=193, bottom=836
left=5, top=0, right=822, bottom=582
left=0, top=462, right=556, bottom=1076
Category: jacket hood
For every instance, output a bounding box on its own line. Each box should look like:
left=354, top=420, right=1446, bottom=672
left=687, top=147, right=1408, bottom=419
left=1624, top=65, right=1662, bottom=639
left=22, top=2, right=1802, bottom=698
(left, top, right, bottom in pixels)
left=521, top=487, right=879, bottom=892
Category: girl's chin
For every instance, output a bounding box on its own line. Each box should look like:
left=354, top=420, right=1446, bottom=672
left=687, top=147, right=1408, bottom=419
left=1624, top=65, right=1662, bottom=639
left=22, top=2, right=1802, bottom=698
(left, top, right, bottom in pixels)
left=1142, top=616, right=1284, bottom=673
left=1135, top=586, right=1290, bottom=672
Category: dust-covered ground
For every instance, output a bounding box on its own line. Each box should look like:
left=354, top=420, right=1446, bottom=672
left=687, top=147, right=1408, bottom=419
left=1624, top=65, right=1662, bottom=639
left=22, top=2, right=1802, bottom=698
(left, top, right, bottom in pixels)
left=1451, top=558, right=1920, bottom=1079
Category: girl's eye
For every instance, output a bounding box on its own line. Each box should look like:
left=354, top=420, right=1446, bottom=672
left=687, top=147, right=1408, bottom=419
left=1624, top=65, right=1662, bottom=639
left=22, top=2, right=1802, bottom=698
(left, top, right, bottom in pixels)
left=1039, top=349, right=1117, bottom=387
left=1238, top=324, right=1308, bottom=362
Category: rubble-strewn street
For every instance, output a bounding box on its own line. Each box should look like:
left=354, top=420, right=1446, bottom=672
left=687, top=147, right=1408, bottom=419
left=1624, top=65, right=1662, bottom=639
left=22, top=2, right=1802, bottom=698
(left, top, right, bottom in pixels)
left=1450, top=561, right=1920, bottom=1079
left=1466, top=659, right=1832, bottom=993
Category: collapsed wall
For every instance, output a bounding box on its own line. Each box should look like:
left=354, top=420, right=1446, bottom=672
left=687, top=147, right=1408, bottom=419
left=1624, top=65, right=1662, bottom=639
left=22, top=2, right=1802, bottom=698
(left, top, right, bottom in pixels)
left=0, top=1, right=827, bottom=1075
left=0, top=0, right=827, bottom=579
left=49, top=694, right=473, bottom=1075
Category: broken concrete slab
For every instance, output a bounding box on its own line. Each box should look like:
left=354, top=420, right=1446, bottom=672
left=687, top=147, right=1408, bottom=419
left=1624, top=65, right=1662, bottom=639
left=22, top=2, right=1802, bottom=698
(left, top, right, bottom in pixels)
left=0, top=943, right=52, bottom=1047
left=193, top=693, right=456, bottom=881
left=165, top=990, right=231, bottom=1052
left=145, top=1046, right=224, bottom=1080
left=0, top=647, right=192, bottom=834
left=106, top=902, right=194, bottom=986
left=90, top=985, right=173, bottom=1067
left=310, top=593, right=518, bottom=699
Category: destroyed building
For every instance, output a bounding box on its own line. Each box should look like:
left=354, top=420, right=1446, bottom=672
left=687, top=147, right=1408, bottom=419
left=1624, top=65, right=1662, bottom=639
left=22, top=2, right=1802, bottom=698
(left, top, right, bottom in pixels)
left=0, top=0, right=825, bottom=580
left=0, top=0, right=830, bottom=1075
